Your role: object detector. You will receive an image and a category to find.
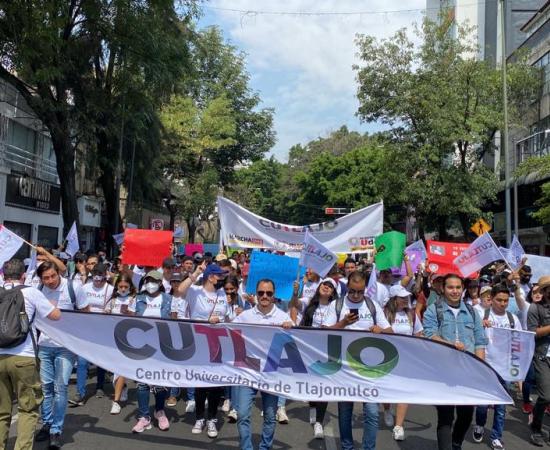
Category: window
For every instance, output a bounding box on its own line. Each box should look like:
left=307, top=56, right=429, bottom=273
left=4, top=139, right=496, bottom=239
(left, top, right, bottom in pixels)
left=37, top=225, right=60, bottom=250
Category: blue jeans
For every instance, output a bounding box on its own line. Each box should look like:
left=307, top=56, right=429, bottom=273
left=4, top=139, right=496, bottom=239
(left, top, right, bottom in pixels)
left=231, top=386, right=240, bottom=410
left=338, top=402, right=379, bottom=450
left=187, top=387, right=195, bottom=401
left=277, top=396, right=286, bottom=408
left=169, top=387, right=180, bottom=398
left=38, top=346, right=75, bottom=434
left=137, top=383, right=167, bottom=419
left=236, top=387, right=278, bottom=450
left=76, top=355, right=105, bottom=397
left=475, top=405, right=506, bottom=440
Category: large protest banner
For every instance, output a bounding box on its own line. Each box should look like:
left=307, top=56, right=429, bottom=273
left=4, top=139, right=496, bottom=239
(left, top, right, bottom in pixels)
left=218, top=196, right=383, bottom=253
left=37, top=312, right=512, bottom=405
left=246, top=250, right=305, bottom=300
left=485, top=327, right=535, bottom=382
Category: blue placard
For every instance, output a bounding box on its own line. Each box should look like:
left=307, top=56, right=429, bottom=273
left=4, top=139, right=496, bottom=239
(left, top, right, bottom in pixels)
left=245, top=250, right=306, bottom=301
left=203, top=243, right=220, bottom=256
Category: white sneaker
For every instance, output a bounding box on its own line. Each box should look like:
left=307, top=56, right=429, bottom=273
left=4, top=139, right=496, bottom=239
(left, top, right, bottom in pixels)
left=110, top=401, right=121, bottom=415
left=120, top=386, right=128, bottom=402
left=227, top=409, right=238, bottom=423
left=393, top=425, right=405, bottom=441
left=221, top=399, right=231, bottom=413
left=186, top=400, right=196, bottom=413
left=192, top=419, right=205, bottom=434
left=384, top=409, right=394, bottom=428
left=309, top=407, right=316, bottom=424
left=313, top=422, right=324, bottom=439
left=276, top=406, right=289, bottom=424
left=206, top=419, right=218, bottom=438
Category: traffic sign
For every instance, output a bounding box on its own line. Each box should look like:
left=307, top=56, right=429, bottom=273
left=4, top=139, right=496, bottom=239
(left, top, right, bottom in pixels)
left=470, top=218, right=491, bottom=236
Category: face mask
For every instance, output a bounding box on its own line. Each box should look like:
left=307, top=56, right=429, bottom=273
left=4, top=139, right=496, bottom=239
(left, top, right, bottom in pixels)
left=144, top=282, right=159, bottom=294
left=117, top=289, right=129, bottom=297
left=93, top=275, right=104, bottom=282
left=215, top=280, right=225, bottom=290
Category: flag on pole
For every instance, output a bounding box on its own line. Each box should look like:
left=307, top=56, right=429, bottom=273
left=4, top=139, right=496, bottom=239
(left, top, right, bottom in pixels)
left=65, top=222, right=79, bottom=257
left=366, top=263, right=378, bottom=299
left=454, top=233, right=505, bottom=277
left=112, top=233, right=124, bottom=246
left=509, top=234, right=525, bottom=269
left=24, top=250, right=37, bottom=285
left=299, top=230, right=337, bottom=277
left=0, top=225, right=25, bottom=266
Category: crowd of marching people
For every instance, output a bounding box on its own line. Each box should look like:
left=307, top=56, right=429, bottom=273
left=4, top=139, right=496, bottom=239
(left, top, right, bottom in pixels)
left=1, top=243, right=550, bottom=450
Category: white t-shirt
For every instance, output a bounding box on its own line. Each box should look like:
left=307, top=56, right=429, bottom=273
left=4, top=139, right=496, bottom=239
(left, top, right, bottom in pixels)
left=0, top=283, right=55, bottom=357
left=371, top=282, right=390, bottom=308
left=186, top=285, right=230, bottom=321
left=107, top=295, right=132, bottom=315
left=233, top=304, right=291, bottom=325
left=39, top=278, right=87, bottom=347
left=474, top=303, right=487, bottom=319
left=128, top=294, right=164, bottom=318
left=302, top=281, right=320, bottom=300
left=324, top=297, right=391, bottom=330
left=172, top=296, right=190, bottom=319
left=390, top=311, right=423, bottom=335
left=485, top=310, right=522, bottom=330
left=77, top=283, right=114, bottom=313
left=162, top=278, right=171, bottom=293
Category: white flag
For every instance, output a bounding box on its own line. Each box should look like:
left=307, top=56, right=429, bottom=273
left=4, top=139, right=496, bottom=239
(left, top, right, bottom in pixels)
left=299, top=230, right=337, bottom=277
left=0, top=225, right=25, bottom=266
left=112, top=233, right=124, bottom=246
left=65, top=222, right=79, bottom=257
left=454, top=233, right=505, bottom=277
left=485, top=327, right=535, bottom=382
left=24, top=250, right=38, bottom=285
left=509, top=235, right=525, bottom=269
left=366, top=263, right=378, bottom=299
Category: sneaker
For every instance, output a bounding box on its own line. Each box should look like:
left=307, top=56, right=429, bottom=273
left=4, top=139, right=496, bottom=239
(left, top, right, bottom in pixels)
left=227, top=409, right=238, bottom=423
left=522, top=402, right=534, bottom=414
left=166, top=396, right=177, bottom=407
left=221, top=399, right=231, bottom=412
left=393, top=425, right=405, bottom=441
left=276, top=406, right=289, bottom=424
left=313, top=422, right=324, bottom=439
left=35, top=424, right=51, bottom=442
left=384, top=409, right=394, bottom=428
left=491, top=438, right=505, bottom=450
left=309, top=407, right=316, bottom=425
left=154, top=410, right=170, bottom=431
left=531, top=433, right=544, bottom=447
left=120, top=386, right=128, bottom=402
left=473, top=425, right=484, bottom=443
left=206, top=419, right=218, bottom=438
left=192, top=419, right=205, bottom=434
left=110, top=401, right=121, bottom=415
left=132, top=417, right=152, bottom=433
left=95, top=389, right=105, bottom=399
left=185, top=400, right=196, bottom=414
left=49, top=433, right=62, bottom=449
left=68, top=394, right=85, bottom=406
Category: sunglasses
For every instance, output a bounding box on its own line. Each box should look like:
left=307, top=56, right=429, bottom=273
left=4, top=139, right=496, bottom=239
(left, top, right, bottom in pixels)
left=257, top=290, right=274, bottom=297
left=348, top=288, right=364, bottom=296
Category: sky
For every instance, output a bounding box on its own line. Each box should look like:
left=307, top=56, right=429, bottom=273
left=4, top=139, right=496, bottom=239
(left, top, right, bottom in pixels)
left=198, top=1, right=426, bottom=162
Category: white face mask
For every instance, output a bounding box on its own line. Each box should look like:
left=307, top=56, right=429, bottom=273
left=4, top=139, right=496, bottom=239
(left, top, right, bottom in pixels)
left=117, top=289, right=129, bottom=297
left=144, top=282, right=159, bottom=295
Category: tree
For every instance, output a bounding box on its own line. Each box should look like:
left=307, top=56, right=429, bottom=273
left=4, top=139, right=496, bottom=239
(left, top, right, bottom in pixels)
left=515, top=155, right=550, bottom=224
left=354, top=15, right=540, bottom=238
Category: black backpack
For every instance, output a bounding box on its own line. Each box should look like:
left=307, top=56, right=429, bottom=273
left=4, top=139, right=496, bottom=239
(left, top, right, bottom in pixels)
left=483, top=308, right=515, bottom=329
left=0, top=285, right=31, bottom=348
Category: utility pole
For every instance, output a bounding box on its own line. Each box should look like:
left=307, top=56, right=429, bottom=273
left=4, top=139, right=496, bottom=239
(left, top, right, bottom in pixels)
left=500, top=0, right=512, bottom=246
left=113, top=98, right=125, bottom=252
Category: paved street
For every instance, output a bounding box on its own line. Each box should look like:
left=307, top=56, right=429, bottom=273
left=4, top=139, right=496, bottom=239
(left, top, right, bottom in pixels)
left=7, top=378, right=539, bottom=449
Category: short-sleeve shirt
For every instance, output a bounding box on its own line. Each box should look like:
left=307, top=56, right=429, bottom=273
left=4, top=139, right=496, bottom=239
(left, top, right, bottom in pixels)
left=39, top=278, right=86, bottom=347
left=128, top=294, right=163, bottom=318
left=323, top=297, right=391, bottom=330
left=233, top=304, right=291, bottom=325
left=77, top=283, right=113, bottom=313
left=390, top=311, right=423, bottom=335
left=0, top=283, right=55, bottom=357
left=186, top=285, right=230, bottom=321
left=172, top=296, right=190, bottom=319
left=302, top=281, right=320, bottom=300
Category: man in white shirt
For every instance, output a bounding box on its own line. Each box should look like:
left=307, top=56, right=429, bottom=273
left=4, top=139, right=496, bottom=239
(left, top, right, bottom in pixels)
left=323, top=271, right=392, bottom=450
left=233, top=279, right=293, bottom=450
left=34, top=261, right=87, bottom=448
left=0, top=258, right=61, bottom=450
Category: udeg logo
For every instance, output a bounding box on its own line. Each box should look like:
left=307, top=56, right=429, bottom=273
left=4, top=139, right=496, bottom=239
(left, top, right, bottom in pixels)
left=114, top=320, right=399, bottom=379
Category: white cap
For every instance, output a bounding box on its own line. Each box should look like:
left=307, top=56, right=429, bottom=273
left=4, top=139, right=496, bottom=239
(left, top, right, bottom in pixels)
left=389, top=284, right=411, bottom=298
left=320, top=278, right=337, bottom=290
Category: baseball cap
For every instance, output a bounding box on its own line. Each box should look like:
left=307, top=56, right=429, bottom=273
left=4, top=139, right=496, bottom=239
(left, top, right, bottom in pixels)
left=170, top=272, right=184, bottom=282
left=389, top=285, right=411, bottom=298
left=480, top=286, right=492, bottom=296
left=215, top=253, right=228, bottom=262
left=203, top=264, right=228, bottom=279
left=162, top=257, right=176, bottom=268
left=193, top=253, right=203, bottom=262
left=144, top=270, right=163, bottom=281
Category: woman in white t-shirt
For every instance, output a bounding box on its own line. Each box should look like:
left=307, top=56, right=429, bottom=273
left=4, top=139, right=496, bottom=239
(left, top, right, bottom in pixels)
left=105, top=273, right=134, bottom=415
left=299, top=278, right=338, bottom=439
left=382, top=285, right=423, bottom=442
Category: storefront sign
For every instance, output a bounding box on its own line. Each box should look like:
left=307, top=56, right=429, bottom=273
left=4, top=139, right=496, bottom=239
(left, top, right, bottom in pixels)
left=5, top=174, right=61, bottom=213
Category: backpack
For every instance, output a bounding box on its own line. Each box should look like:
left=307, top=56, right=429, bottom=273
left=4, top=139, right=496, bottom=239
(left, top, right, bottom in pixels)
left=0, top=285, right=31, bottom=348
left=335, top=295, right=377, bottom=326
left=483, top=308, right=515, bottom=329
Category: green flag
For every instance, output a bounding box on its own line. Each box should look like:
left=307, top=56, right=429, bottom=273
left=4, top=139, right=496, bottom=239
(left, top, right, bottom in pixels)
left=374, top=231, right=406, bottom=271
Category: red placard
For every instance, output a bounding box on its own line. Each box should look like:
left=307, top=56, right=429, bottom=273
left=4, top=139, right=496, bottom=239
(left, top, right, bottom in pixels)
left=185, top=243, right=204, bottom=257
left=426, top=240, right=475, bottom=277
left=121, top=229, right=173, bottom=267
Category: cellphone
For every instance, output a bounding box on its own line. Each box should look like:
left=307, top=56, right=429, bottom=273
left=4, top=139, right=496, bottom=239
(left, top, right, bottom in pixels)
left=350, top=308, right=359, bottom=316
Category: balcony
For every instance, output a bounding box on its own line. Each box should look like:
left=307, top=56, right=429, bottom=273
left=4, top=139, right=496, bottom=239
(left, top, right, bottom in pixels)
left=0, top=142, right=59, bottom=184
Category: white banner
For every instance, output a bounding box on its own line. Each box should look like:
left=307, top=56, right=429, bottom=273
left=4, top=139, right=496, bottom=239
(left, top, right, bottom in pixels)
left=0, top=225, right=25, bottom=266
left=454, top=233, right=504, bottom=277
left=36, top=311, right=512, bottom=405
left=485, top=327, right=535, bottom=382
left=218, top=196, right=383, bottom=253
left=299, top=230, right=337, bottom=277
